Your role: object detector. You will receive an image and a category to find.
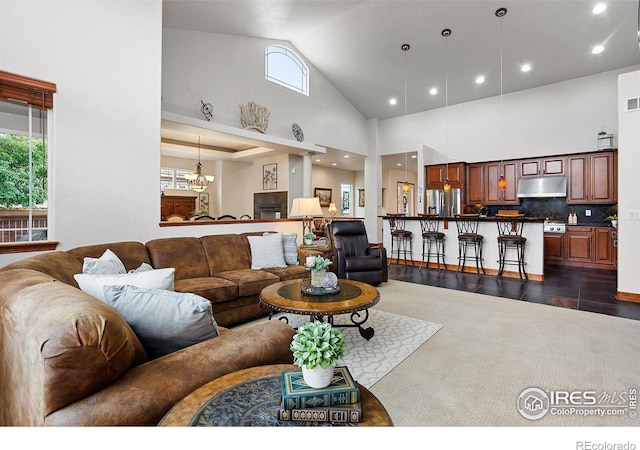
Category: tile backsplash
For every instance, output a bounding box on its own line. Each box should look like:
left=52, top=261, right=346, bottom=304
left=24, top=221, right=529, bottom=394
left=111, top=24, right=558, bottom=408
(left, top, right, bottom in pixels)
left=484, top=198, right=617, bottom=224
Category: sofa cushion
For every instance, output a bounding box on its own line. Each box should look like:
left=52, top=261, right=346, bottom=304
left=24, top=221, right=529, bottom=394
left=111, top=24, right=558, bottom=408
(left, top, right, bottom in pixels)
left=74, top=268, right=175, bottom=302
left=200, top=234, right=252, bottom=273
left=174, top=276, right=239, bottom=304
left=247, top=233, right=287, bottom=269
left=0, top=251, right=83, bottom=287
left=214, top=269, right=279, bottom=296
left=146, top=237, right=210, bottom=280
left=283, top=233, right=298, bottom=265
left=263, top=265, right=308, bottom=281
left=67, top=242, right=151, bottom=273
left=82, top=249, right=126, bottom=274
left=102, top=285, right=219, bottom=359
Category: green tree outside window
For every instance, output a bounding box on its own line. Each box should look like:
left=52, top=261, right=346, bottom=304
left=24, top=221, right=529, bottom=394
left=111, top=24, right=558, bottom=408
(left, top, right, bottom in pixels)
left=0, top=134, right=47, bottom=208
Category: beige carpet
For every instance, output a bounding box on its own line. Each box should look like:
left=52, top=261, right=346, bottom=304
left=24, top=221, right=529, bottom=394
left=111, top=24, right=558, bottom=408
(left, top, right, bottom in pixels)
left=370, top=280, right=640, bottom=427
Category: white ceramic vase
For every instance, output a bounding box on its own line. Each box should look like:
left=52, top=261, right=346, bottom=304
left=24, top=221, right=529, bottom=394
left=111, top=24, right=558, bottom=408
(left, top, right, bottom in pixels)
left=611, top=220, right=618, bottom=228
left=311, top=269, right=326, bottom=287
left=302, top=364, right=335, bottom=388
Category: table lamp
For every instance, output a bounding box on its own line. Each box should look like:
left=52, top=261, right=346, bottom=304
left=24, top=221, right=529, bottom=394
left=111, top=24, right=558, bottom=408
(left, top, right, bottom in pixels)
left=328, top=202, right=338, bottom=220
left=290, top=197, right=323, bottom=236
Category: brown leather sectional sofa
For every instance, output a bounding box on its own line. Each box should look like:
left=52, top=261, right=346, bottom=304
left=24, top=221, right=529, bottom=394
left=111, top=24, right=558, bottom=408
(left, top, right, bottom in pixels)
left=0, top=232, right=306, bottom=426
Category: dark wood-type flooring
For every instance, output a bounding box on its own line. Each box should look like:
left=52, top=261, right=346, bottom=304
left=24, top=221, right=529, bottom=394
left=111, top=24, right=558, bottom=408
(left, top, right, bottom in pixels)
left=387, top=263, right=640, bottom=321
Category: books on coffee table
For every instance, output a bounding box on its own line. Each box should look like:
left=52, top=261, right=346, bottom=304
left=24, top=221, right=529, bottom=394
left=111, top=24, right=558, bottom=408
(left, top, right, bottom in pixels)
left=279, top=366, right=361, bottom=423
left=276, top=401, right=362, bottom=423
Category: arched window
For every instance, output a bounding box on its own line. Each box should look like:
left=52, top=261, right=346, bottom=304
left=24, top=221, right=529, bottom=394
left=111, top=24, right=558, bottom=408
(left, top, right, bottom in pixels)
left=265, top=45, right=309, bottom=96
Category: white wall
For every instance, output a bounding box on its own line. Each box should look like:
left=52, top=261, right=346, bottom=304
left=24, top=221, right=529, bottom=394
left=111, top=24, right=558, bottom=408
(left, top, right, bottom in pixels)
left=161, top=28, right=369, bottom=155
left=0, top=0, right=163, bottom=268
left=377, top=66, right=639, bottom=163
left=617, top=70, right=640, bottom=298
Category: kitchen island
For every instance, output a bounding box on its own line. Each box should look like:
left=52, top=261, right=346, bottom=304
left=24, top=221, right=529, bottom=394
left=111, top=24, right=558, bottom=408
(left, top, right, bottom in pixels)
left=381, top=215, right=545, bottom=280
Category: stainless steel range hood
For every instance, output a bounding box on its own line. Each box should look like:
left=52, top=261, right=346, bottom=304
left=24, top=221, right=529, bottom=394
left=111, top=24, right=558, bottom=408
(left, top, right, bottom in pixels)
left=517, top=175, right=567, bottom=198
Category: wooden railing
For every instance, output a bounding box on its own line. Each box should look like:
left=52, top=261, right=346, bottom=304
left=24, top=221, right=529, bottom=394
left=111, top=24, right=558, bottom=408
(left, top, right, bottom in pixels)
left=0, top=209, right=48, bottom=243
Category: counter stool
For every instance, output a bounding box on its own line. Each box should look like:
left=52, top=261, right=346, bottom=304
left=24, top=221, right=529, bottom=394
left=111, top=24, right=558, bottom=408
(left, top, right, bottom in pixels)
left=496, top=214, right=527, bottom=280
left=387, top=213, right=413, bottom=265
left=454, top=214, right=485, bottom=274
left=417, top=213, right=445, bottom=270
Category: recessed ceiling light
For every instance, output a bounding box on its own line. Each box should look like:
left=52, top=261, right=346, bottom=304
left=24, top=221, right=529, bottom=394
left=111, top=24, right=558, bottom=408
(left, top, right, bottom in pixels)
left=396, top=163, right=402, bottom=166
left=389, top=98, right=397, bottom=105
left=592, top=3, right=607, bottom=14
left=344, top=155, right=349, bottom=158
left=331, top=163, right=337, bottom=166
left=429, top=87, right=438, bottom=95
left=315, top=158, right=321, bottom=162
left=411, top=155, right=417, bottom=158
left=592, top=45, right=604, bottom=54
left=521, top=63, right=531, bottom=72
left=476, top=75, right=485, bottom=84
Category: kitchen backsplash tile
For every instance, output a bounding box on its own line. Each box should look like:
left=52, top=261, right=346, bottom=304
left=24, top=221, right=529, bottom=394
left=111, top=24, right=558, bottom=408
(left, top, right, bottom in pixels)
left=483, top=198, right=616, bottom=224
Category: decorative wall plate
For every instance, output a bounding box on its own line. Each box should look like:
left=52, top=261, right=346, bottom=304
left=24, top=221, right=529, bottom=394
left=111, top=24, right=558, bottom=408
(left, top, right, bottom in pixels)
left=292, top=123, right=304, bottom=142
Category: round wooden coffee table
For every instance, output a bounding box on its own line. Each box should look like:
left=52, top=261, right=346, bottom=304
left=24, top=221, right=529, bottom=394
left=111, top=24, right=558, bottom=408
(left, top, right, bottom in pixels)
left=159, top=364, right=393, bottom=427
left=259, top=279, right=380, bottom=340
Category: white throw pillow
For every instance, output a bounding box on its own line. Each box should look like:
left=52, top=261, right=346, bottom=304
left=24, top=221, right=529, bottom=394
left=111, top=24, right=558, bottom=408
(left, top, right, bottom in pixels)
left=74, top=268, right=175, bottom=301
left=282, top=233, right=298, bottom=265
left=128, top=262, right=153, bottom=273
left=247, top=232, right=287, bottom=269
left=82, top=249, right=126, bottom=274
left=102, top=285, right=219, bottom=359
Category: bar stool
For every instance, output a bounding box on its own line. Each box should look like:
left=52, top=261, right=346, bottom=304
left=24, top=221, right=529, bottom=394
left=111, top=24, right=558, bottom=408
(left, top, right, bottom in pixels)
left=417, top=213, right=445, bottom=270
left=454, top=213, right=485, bottom=274
left=387, top=213, right=413, bottom=265
left=496, top=214, right=527, bottom=280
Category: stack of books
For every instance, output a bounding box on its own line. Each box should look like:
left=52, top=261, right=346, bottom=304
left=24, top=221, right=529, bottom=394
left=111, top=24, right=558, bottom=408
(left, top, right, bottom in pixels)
left=276, top=366, right=362, bottom=424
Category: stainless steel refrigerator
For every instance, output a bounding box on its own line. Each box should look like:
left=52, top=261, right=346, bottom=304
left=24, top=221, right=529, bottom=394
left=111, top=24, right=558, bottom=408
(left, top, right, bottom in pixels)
left=425, top=188, right=462, bottom=217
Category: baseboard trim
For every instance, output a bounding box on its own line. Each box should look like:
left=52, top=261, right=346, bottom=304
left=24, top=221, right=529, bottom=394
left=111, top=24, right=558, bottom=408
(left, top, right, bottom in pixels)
left=388, top=259, right=543, bottom=281
left=616, top=291, right=640, bottom=303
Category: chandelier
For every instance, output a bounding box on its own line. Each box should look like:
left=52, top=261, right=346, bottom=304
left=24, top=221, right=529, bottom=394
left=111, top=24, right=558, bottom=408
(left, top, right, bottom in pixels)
left=185, top=136, right=214, bottom=192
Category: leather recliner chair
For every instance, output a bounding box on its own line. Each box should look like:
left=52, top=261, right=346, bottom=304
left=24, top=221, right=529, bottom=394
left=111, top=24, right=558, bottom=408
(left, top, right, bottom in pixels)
left=327, top=220, right=388, bottom=286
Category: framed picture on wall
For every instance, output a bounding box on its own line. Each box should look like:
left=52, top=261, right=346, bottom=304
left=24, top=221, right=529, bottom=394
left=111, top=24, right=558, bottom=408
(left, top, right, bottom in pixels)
left=358, top=189, right=365, bottom=207
left=198, top=192, right=209, bottom=215
left=314, top=188, right=332, bottom=207
left=263, top=163, right=277, bottom=190
left=342, top=191, right=350, bottom=210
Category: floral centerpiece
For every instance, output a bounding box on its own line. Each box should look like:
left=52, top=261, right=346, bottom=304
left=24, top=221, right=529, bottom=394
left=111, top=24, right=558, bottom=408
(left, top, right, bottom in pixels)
left=605, top=214, right=618, bottom=228
left=290, top=321, right=345, bottom=388
left=304, top=255, right=332, bottom=288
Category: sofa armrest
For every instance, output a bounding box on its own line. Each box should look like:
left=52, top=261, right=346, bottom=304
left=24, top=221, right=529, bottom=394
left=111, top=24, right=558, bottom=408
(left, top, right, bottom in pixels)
left=45, top=320, right=295, bottom=426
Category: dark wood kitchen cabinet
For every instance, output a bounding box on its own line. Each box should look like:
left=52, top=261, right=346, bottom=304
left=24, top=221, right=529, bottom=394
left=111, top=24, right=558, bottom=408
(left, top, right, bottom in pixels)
left=566, top=151, right=616, bottom=204
left=426, top=162, right=464, bottom=189
left=543, top=233, right=564, bottom=261
left=544, top=226, right=615, bottom=270
left=161, top=195, right=196, bottom=220
left=466, top=161, right=518, bottom=205
left=565, top=227, right=593, bottom=263
left=519, top=156, right=565, bottom=178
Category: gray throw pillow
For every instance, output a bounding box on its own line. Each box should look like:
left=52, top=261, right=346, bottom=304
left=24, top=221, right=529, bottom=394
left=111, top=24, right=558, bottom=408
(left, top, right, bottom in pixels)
left=283, top=233, right=298, bottom=265
left=102, top=284, right=219, bottom=359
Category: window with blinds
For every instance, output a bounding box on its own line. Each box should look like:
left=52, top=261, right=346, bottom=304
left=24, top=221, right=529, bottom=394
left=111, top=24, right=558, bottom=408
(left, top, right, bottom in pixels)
left=0, top=71, right=57, bottom=251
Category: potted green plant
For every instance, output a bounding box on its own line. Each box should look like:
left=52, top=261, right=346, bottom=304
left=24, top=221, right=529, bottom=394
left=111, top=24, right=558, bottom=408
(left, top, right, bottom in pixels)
left=290, top=321, right=345, bottom=388
left=605, top=214, right=618, bottom=228
left=303, top=232, right=315, bottom=245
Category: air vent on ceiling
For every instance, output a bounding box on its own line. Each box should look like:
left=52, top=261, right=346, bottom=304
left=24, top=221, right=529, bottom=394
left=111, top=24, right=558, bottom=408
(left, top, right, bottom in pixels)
left=627, top=97, right=640, bottom=111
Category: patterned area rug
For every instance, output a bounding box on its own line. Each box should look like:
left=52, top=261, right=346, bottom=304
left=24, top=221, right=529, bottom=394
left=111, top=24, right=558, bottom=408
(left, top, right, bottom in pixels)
left=281, top=309, right=443, bottom=388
